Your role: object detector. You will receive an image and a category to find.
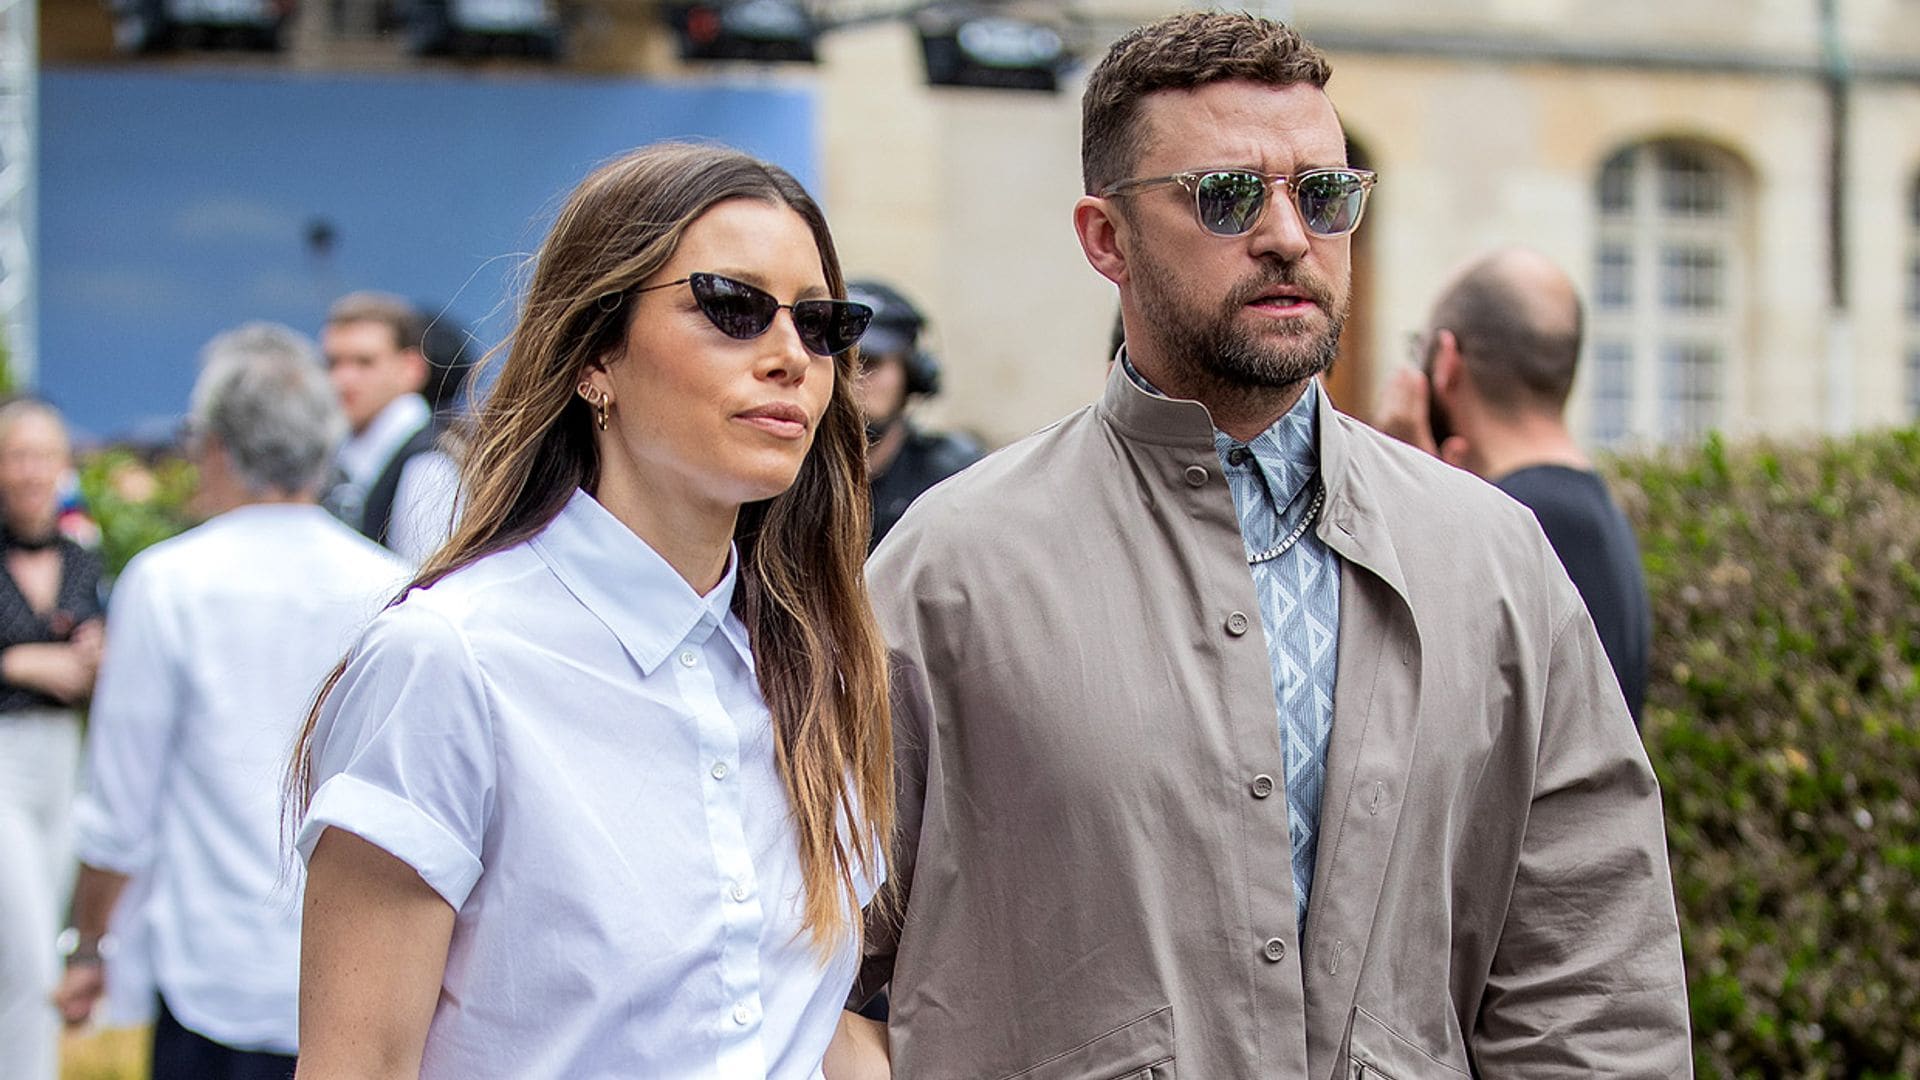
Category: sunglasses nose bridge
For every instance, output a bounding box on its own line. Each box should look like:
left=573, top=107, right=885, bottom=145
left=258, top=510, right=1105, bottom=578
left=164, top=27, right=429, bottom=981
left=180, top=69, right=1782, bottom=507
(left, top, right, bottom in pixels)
left=760, top=305, right=817, bottom=370
left=1236, top=174, right=1312, bottom=252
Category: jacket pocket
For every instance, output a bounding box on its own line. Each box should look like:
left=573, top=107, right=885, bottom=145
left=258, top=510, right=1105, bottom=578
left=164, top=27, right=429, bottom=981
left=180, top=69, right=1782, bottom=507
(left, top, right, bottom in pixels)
left=999, top=1005, right=1175, bottom=1080
left=1344, top=1006, right=1470, bottom=1080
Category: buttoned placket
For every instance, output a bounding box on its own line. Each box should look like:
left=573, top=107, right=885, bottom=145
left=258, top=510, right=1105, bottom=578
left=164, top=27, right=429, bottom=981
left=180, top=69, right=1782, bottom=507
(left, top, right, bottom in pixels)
left=676, top=607, right=770, bottom=1077
left=1215, top=389, right=1341, bottom=939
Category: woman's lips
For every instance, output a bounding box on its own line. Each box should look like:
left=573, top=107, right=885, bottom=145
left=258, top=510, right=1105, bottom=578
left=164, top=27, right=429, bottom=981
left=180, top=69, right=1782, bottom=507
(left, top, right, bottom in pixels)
left=734, top=404, right=809, bottom=439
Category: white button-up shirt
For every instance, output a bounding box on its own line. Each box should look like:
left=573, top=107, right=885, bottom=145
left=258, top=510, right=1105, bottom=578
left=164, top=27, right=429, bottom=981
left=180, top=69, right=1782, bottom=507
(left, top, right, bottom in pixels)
left=73, top=504, right=408, bottom=1052
left=297, top=488, right=877, bottom=1079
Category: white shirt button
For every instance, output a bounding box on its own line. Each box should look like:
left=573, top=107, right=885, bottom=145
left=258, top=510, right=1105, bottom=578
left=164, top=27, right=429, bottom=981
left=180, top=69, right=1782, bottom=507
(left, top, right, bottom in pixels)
left=710, top=761, right=730, bottom=780
left=679, top=650, right=698, bottom=668
left=732, top=1003, right=753, bottom=1026
left=730, top=880, right=750, bottom=902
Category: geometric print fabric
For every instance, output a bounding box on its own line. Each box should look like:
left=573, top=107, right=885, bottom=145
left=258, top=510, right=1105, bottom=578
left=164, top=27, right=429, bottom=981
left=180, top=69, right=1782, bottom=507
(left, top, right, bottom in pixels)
left=1211, top=381, right=1343, bottom=934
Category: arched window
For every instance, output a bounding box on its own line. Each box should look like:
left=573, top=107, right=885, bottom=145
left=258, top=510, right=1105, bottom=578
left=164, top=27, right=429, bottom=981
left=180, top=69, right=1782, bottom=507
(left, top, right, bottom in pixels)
left=1908, top=175, right=1920, bottom=420
left=1590, top=141, right=1750, bottom=445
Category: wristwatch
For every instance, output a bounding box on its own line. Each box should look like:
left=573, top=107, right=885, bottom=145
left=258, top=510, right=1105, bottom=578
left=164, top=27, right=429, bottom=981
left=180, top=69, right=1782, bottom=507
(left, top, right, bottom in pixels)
left=55, top=927, right=113, bottom=967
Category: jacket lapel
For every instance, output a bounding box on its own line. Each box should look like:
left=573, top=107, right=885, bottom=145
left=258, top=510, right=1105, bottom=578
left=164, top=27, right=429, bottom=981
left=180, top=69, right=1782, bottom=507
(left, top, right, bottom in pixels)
left=1300, top=393, right=1427, bottom=1080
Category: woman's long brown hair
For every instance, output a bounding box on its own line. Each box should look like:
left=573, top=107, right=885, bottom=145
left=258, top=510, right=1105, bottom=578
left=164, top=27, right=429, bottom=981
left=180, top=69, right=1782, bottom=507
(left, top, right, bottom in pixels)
left=288, top=143, right=891, bottom=951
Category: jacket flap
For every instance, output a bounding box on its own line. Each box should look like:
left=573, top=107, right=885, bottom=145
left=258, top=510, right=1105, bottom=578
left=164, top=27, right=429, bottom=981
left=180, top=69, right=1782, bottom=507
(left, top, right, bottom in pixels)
left=1001, top=1006, right=1175, bottom=1080
left=1347, top=1006, right=1470, bottom=1080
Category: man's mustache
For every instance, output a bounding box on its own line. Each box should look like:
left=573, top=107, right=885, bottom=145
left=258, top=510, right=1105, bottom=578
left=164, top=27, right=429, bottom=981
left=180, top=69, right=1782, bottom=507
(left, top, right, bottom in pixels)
left=1223, top=264, right=1335, bottom=311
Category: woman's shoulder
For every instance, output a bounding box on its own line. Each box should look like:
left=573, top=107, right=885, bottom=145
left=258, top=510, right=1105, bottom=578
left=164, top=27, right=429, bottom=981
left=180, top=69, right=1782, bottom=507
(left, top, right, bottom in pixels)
left=368, top=543, right=550, bottom=649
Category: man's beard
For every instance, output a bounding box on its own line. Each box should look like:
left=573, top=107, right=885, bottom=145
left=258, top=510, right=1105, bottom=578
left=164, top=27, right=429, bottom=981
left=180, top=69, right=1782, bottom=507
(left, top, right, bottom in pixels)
left=1134, top=252, right=1345, bottom=391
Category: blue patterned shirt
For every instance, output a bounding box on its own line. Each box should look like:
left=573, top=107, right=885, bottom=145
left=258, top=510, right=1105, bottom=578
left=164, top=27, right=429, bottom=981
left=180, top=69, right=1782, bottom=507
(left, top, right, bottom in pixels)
left=1121, top=354, right=1343, bottom=932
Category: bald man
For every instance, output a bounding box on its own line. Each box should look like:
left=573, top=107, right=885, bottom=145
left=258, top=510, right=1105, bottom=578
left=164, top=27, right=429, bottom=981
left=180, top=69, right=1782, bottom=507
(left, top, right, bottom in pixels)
left=1377, top=248, right=1652, bottom=725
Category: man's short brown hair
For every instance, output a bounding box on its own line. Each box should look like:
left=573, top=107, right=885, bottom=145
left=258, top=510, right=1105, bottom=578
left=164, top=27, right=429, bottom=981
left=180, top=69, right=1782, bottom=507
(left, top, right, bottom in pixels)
left=325, top=291, right=426, bottom=354
left=1081, top=12, right=1332, bottom=196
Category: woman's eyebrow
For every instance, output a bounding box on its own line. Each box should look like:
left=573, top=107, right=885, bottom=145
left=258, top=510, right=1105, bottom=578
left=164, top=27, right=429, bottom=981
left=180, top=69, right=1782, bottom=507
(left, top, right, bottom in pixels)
left=704, top=268, right=831, bottom=301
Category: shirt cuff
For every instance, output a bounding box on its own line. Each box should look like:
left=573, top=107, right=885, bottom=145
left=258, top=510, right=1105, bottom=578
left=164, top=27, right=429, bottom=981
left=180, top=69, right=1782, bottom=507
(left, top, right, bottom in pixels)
left=297, top=773, right=484, bottom=910
left=71, top=796, right=152, bottom=876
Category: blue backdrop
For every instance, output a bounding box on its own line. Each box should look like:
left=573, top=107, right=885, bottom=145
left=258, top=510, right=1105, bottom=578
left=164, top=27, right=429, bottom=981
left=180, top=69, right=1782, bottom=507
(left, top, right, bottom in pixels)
left=38, top=68, right=817, bottom=440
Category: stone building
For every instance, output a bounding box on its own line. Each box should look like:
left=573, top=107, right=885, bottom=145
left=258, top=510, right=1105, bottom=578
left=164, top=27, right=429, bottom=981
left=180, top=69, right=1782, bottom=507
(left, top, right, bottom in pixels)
left=815, top=0, right=1920, bottom=450
left=39, top=1, right=1920, bottom=450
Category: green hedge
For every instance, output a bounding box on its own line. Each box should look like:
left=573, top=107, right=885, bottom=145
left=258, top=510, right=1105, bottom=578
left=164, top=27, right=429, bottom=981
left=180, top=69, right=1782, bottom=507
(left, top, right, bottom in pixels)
left=1606, top=428, right=1920, bottom=1078
left=76, top=450, right=196, bottom=577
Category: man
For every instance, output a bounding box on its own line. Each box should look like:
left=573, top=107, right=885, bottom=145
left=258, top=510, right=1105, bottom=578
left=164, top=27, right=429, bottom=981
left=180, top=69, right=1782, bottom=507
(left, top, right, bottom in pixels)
left=845, top=279, right=982, bottom=548
left=852, top=13, right=1690, bottom=1078
left=320, top=291, right=459, bottom=564
left=1377, top=247, right=1653, bottom=724
left=55, top=324, right=407, bottom=1079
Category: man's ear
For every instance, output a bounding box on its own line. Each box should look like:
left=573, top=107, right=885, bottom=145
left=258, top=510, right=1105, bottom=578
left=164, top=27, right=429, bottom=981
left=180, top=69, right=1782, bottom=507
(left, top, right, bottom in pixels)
left=402, top=347, right=431, bottom=394
left=1073, top=196, right=1131, bottom=287
left=1429, top=329, right=1465, bottom=400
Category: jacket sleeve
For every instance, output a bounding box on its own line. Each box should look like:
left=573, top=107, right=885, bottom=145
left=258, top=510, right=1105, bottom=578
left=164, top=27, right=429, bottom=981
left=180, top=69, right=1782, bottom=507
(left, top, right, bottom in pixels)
left=850, top=544, right=935, bottom=1009
left=850, top=649, right=931, bottom=1008
left=1470, top=597, right=1693, bottom=1077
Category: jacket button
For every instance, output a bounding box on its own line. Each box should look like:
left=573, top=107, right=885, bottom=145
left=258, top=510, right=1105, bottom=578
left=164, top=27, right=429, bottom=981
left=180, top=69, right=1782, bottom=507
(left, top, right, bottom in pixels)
left=1224, top=611, right=1250, bottom=636
left=1184, top=464, right=1209, bottom=486
left=1251, top=774, right=1275, bottom=799
left=1262, top=937, right=1287, bottom=962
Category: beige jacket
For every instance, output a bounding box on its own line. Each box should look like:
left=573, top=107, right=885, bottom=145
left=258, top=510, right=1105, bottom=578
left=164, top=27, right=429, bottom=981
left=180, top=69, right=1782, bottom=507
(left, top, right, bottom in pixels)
left=858, top=365, right=1691, bottom=1079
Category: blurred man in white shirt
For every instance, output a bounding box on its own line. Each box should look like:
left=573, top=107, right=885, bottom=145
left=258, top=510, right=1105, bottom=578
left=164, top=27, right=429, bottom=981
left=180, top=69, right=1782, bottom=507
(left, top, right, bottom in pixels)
left=55, top=323, right=408, bottom=1079
left=319, top=292, right=460, bottom=565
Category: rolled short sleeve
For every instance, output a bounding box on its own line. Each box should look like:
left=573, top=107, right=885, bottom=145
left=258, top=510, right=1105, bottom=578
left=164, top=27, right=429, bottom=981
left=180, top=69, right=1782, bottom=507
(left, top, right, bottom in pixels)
left=296, top=600, right=495, bottom=910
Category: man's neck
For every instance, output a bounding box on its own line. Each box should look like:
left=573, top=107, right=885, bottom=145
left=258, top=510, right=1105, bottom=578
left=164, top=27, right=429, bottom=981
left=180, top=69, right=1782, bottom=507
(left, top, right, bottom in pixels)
left=868, top=417, right=909, bottom=477
left=1124, top=348, right=1309, bottom=442
left=1470, top=412, right=1591, bottom=482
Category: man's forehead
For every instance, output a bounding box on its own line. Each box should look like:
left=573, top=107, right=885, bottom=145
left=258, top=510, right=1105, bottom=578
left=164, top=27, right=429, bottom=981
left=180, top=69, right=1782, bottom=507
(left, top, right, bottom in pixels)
left=324, top=318, right=406, bottom=353
left=1133, top=80, right=1346, bottom=171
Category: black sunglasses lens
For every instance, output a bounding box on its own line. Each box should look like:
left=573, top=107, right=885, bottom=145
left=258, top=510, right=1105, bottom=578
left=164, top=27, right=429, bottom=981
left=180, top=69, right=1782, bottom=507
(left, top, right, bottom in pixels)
left=688, top=273, right=778, bottom=339
left=1295, top=171, right=1366, bottom=236
left=1195, top=171, right=1268, bottom=235
left=793, top=300, right=873, bottom=356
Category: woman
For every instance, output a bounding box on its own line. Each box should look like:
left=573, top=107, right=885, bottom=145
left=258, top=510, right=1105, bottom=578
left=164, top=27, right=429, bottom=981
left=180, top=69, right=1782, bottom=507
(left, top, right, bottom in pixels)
left=0, top=399, right=104, bottom=1080
left=291, top=143, right=893, bottom=1078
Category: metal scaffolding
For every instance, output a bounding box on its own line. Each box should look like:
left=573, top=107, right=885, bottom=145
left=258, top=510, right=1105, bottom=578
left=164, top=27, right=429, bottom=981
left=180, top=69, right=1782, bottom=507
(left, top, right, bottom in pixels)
left=0, top=0, right=32, bottom=385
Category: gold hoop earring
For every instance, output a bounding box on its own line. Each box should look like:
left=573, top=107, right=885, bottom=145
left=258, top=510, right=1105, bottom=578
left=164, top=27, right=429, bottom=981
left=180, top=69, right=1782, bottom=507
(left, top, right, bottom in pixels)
left=594, top=400, right=609, bottom=432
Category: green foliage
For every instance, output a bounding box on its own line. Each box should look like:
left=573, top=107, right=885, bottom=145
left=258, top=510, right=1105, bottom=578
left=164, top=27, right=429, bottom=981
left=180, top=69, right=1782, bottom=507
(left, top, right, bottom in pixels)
left=1606, top=427, right=1920, bottom=1078
left=75, top=450, right=197, bottom=577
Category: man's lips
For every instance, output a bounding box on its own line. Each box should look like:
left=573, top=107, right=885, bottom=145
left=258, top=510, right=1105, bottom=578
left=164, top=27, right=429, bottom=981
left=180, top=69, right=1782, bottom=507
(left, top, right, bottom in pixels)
left=1246, top=290, right=1319, bottom=315
left=734, top=403, right=810, bottom=439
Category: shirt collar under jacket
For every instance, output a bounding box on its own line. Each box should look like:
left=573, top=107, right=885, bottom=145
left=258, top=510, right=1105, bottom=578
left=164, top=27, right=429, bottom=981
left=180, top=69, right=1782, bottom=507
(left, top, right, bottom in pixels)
left=1117, top=347, right=1322, bottom=508
left=1099, top=348, right=1409, bottom=602
left=528, top=488, right=751, bottom=677
left=338, top=391, right=432, bottom=486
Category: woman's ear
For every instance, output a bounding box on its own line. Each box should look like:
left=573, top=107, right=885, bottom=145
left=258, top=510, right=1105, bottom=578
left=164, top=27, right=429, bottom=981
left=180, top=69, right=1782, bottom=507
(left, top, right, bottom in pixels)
left=579, top=355, right=615, bottom=404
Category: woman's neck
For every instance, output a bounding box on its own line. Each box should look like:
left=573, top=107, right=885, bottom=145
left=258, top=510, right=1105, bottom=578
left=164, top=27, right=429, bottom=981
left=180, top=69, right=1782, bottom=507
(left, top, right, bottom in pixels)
left=591, top=476, right=737, bottom=596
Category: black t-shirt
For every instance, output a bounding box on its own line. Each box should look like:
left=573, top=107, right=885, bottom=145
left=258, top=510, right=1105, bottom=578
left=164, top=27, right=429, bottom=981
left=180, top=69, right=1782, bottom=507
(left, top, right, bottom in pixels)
left=0, top=538, right=106, bottom=713
left=870, top=426, right=983, bottom=550
left=1495, top=465, right=1651, bottom=727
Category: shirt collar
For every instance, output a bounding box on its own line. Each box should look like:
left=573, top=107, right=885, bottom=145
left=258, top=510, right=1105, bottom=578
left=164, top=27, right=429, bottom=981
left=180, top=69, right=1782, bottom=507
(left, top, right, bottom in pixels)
left=338, top=393, right=431, bottom=485
left=529, top=489, right=747, bottom=676
left=1116, top=347, right=1321, bottom=504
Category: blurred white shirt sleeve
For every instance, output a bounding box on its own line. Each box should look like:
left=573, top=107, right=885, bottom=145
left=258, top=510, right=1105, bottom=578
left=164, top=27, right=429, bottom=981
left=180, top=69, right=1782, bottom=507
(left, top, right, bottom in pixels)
left=387, top=448, right=461, bottom=567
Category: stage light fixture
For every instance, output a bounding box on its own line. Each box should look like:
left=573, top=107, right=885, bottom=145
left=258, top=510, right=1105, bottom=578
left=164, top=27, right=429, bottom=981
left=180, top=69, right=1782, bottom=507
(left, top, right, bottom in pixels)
left=669, top=0, right=819, bottom=64
left=916, top=7, right=1071, bottom=92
